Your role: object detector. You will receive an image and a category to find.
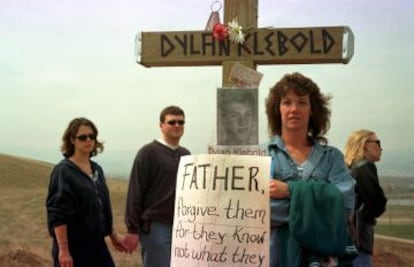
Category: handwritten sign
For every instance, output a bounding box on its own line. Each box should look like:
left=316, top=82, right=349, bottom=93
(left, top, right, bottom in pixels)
left=171, top=154, right=271, bottom=267
left=229, top=63, right=263, bottom=88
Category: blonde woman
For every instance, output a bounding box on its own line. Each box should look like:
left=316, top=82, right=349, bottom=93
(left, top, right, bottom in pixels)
left=344, top=129, right=387, bottom=267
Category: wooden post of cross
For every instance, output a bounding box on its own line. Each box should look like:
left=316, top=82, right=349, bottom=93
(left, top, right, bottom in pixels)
left=135, top=0, right=353, bottom=146
left=222, top=0, right=257, bottom=88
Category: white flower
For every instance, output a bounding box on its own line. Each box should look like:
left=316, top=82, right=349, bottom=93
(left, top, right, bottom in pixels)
left=227, top=18, right=245, bottom=44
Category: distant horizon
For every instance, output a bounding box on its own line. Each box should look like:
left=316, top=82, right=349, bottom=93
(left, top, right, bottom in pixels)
left=1, top=144, right=413, bottom=179
left=2, top=0, right=414, bottom=176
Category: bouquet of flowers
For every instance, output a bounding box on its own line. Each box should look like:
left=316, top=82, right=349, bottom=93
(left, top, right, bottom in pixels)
left=212, top=18, right=245, bottom=44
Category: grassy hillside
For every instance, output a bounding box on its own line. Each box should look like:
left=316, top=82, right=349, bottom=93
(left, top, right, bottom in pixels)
left=0, top=153, right=54, bottom=266
left=0, top=153, right=413, bottom=267
left=0, top=153, right=140, bottom=267
left=0, top=153, right=52, bottom=188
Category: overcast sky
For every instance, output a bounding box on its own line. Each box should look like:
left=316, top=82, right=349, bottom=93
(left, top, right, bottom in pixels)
left=1, top=0, right=413, bottom=176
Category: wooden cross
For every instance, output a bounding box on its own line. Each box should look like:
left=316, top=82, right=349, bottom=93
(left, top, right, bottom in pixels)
left=136, top=0, right=354, bottom=88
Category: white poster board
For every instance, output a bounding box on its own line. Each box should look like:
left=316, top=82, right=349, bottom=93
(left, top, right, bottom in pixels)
left=171, top=154, right=271, bottom=267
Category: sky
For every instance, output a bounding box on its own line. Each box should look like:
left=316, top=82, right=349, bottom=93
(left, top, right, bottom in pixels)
left=1, top=0, right=413, bottom=177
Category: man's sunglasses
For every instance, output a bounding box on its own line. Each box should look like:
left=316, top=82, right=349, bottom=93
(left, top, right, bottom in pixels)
left=75, top=134, right=96, bottom=141
left=165, top=120, right=185, bottom=126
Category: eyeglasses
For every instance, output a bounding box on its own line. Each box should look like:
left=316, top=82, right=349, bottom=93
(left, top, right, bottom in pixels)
left=165, top=120, right=185, bottom=126
left=367, top=139, right=381, bottom=148
left=75, top=134, right=96, bottom=141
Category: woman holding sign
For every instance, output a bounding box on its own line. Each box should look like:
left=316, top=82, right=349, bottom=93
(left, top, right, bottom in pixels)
left=265, top=73, right=356, bottom=267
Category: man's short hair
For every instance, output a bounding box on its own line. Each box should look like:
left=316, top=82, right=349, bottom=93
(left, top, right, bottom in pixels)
left=159, top=105, right=185, bottom=122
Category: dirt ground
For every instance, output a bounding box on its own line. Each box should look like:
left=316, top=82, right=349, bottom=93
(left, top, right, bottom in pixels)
left=0, top=248, right=49, bottom=267
left=373, top=236, right=414, bottom=267
left=1, top=236, right=413, bottom=267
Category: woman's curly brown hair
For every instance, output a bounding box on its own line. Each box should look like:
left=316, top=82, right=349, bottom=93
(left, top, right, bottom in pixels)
left=60, top=117, right=104, bottom=158
left=265, top=72, right=332, bottom=144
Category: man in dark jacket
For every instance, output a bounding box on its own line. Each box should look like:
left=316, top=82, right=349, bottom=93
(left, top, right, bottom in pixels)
left=123, top=106, right=190, bottom=267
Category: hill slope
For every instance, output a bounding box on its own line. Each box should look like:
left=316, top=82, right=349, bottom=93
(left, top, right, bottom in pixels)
left=0, top=153, right=53, bottom=188
left=0, top=153, right=139, bottom=267
left=0, top=153, right=54, bottom=266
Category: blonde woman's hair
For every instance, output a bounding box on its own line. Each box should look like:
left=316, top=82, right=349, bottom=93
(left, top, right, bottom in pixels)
left=344, top=129, right=375, bottom=167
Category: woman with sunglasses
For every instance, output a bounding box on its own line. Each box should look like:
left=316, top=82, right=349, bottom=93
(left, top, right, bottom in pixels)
left=46, top=117, right=126, bottom=267
left=344, top=129, right=387, bottom=267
